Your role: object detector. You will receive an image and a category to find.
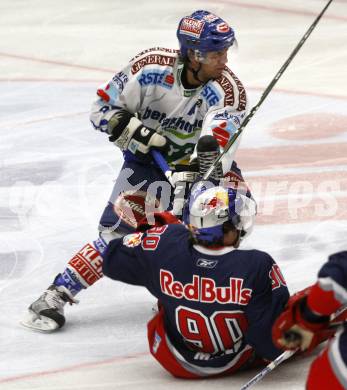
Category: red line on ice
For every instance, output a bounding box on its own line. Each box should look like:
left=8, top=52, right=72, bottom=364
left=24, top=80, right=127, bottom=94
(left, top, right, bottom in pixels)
left=0, top=52, right=115, bottom=73
left=0, top=352, right=148, bottom=384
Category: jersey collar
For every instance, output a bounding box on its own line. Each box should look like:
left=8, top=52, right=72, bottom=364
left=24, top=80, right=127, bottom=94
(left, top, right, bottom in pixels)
left=193, top=244, right=236, bottom=256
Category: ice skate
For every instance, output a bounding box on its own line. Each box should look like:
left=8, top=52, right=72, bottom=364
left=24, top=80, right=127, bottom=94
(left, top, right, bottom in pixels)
left=20, top=285, right=77, bottom=332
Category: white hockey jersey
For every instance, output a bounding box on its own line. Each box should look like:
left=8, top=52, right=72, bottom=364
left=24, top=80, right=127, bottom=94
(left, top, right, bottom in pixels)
left=90, top=47, right=248, bottom=169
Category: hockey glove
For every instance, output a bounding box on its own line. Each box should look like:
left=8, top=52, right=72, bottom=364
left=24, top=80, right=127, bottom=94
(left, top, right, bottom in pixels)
left=137, top=211, right=181, bottom=231
left=171, top=170, right=200, bottom=188
left=272, top=287, right=332, bottom=353
left=171, top=162, right=200, bottom=217
left=108, top=110, right=167, bottom=160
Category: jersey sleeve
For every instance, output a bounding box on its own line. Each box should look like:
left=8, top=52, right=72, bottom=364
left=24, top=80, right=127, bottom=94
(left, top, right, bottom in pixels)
left=244, top=252, right=290, bottom=360
left=307, top=251, right=347, bottom=316
left=195, top=68, right=249, bottom=173
left=101, top=231, right=155, bottom=292
left=89, top=58, right=143, bottom=134
left=101, top=225, right=180, bottom=297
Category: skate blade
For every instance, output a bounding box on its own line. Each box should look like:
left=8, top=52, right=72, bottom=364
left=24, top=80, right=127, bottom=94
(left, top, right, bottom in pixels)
left=20, top=310, right=60, bottom=333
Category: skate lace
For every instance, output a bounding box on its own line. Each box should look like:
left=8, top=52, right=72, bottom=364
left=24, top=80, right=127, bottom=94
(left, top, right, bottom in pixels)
left=45, top=289, right=78, bottom=309
left=197, top=150, right=223, bottom=180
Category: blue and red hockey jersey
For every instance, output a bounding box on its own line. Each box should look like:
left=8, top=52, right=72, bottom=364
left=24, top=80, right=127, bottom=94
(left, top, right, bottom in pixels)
left=102, top=223, right=290, bottom=368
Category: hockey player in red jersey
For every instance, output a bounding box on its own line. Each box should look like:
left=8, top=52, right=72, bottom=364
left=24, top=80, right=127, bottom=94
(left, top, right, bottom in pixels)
left=272, top=251, right=347, bottom=389
left=21, top=10, right=252, bottom=332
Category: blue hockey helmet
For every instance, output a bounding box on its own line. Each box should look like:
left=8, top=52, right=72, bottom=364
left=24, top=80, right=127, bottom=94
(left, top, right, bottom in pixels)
left=183, top=184, right=256, bottom=245
left=177, top=10, right=236, bottom=59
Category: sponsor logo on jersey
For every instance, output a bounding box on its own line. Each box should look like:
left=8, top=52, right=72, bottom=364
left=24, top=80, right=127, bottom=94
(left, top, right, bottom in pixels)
left=164, top=73, right=174, bottom=86
left=160, top=269, right=253, bottom=305
left=211, top=121, right=230, bottom=147
left=213, top=111, right=242, bottom=126
left=131, top=54, right=176, bottom=74
left=165, top=73, right=174, bottom=83
left=179, top=17, right=205, bottom=38
left=222, top=68, right=247, bottom=111
left=216, top=75, right=234, bottom=107
left=123, top=232, right=143, bottom=248
left=161, top=116, right=203, bottom=134
left=142, top=107, right=203, bottom=134
left=137, top=70, right=174, bottom=89
left=110, top=71, right=129, bottom=92
left=201, top=85, right=221, bottom=106
left=196, top=258, right=218, bottom=269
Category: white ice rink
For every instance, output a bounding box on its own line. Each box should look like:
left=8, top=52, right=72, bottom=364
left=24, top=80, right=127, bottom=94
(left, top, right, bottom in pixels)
left=1, top=0, right=347, bottom=389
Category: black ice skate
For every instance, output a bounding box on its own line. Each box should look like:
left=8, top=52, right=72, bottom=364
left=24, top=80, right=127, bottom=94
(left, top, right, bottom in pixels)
left=20, top=285, right=77, bottom=332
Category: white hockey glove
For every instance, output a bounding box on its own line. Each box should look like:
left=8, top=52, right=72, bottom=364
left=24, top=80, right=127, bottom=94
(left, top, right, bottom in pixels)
left=170, top=171, right=200, bottom=187
left=171, top=163, right=200, bottom=217
left=108, top=110, right=167, bottom=160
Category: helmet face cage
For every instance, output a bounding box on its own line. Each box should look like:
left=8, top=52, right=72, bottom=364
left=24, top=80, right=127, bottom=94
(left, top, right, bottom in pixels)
left=183, top=184, right=256, bottom=245
left=177, top=10, right=235, bottom=62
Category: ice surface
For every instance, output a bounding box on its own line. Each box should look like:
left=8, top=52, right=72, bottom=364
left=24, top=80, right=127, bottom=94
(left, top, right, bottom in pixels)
left=1, top=0, right=346, bottom=388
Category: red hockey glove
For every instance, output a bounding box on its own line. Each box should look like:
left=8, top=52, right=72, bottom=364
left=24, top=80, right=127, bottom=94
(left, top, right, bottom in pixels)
left=272, top=287, right=332, bottom=353
left=137, top=211, right=181, bottom=231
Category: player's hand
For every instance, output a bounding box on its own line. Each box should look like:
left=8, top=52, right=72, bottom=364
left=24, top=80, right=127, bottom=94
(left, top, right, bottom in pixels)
left=108, top=110, right=167, bottom=159
left=171, top=162, right=200, bottom=217
left=272, top=287, right=330, bottom=353
left=171, top=171, right=200, bottom=187
left=171, top=161, right=199, bottom=186
left=137, top=211, right=181, bottom=231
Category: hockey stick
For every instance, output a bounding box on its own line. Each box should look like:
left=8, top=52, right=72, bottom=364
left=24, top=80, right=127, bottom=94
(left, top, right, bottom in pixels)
left=151, top=149, right=174, bottom=186
left=202, top=0, right=334, bottom=181
left=239, top=350, right=297, bottom=390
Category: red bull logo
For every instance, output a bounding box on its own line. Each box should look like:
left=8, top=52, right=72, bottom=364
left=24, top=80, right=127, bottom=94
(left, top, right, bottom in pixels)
left=123, top=232, right=143, bottom=248
left=202, top=191, right=229, bottom=211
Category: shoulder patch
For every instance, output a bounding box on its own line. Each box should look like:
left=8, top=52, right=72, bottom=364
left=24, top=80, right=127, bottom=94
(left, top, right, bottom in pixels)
left=216, top=68, right=247, bottom=111
left=131, top=53, right=177, bottom=75
left=123, top=232, right=143, bottom=248
left=215, top=74, right=234, bottom=107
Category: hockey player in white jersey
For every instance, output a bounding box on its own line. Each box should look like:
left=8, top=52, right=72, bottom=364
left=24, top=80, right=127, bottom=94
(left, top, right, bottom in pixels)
left=21, top=10, right=251, bottom=332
